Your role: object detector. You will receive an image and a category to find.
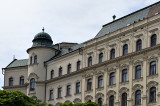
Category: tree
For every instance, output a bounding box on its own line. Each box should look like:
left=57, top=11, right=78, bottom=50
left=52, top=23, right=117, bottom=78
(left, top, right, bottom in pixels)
left=0, top=90, right=53, bottom=106
left=59, top=102, right=99, bottom=106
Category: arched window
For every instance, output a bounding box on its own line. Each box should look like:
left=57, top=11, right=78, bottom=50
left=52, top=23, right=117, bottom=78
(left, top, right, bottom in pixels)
left=9, top=77, right=13, bottom=86
left=135, top=65, right=141, bottom=79
left=59, top=67, right=63, bottom=77
left=77, top=61, right=81, bottom=71
left=20, top=76, right=24, bottom=86
left=98, top=75, right=103, bottom=88
left=49, top=90, right=53, bottom=100
left=122, top=69, right=128, bottom=82
left=67, top=64, right=71, bottom=74
left=110, top=49, right=115, bottom=59
left=122, top=93, right=127, bottom=106
left=109, top=95, right=114, bottom=106
left=51, top=70, right=54, bottom=79
left=99, top=53, right=103, bottom=63
left=123, top=44, right=128, bottom=56
left=136, top=39, right=142, bottom=51
left=151, top=34, right=157, bottom=46
left=150, top=87, right=156, bottom=103
left=88, top=56, right=92, bottom=67
left=34, top=55, right=37, bottom=63
left=150, top=61, right=156, bottom=75
left=66, top=85, right=71, bottom=96
left=30, top=78, right=35, bottom=91
left=98, top=98, right=103, bottom=106
left=135, top=90, right=141, bottom=105
left=30, top=57, right=32, bottom=64
left=110, top=72, right=115, bottom=85
left=87, top=78, right=92, bottom=90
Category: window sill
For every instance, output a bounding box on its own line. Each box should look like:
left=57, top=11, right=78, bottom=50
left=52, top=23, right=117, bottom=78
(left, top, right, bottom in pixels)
left=147, top=74, right=158, bottom=79
left=56, top=97, right=63, bottom=100
left=108, top=84, right=116, bottom=88
left=48, top=99, right=54, bottom=101
left=133, top=77, right=143, bottom=82
left=96, top=87, right=104, bottom=91
left=65, top=95, right=72, bottom=97
left=148, top=102, right=157, bottom=106
left=120, top=81, right=129, bottom=85
left=85, top=89, right=93, bottom=93
left=74, top=92, right=81, bottom=95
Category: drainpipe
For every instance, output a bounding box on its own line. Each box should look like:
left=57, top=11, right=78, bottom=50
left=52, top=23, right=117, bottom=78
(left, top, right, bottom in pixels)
left=44, top=63, right=47, bottom=103
left=2, top=68, right=5, bottom=88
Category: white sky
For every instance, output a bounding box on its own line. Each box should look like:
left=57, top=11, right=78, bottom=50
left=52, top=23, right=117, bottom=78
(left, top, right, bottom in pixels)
left=0, top=0, right=159, bottom=89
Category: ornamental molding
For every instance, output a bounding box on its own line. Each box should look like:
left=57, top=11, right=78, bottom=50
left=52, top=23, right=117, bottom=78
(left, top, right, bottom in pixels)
left=147, top=56, right=158, bottom=62
left=107, top=90, right=116, bottom=97
left=133, top=60, right=143, bottom=66
left=85, top=95, right=93, bottom=102
left=95, top=93, right=104, bottom=99
left=73, top=98, right=81, bottom=104
left=85, top=72, right=94, bottom=78
left=120, top=64, right=129, bottom=70
left=28, top=73, right=39, bottom=81
left=94, top=70, right=104, bottom=75
left=107, top=67, right=116, bottom=73
left=134, top=34, right=143, bottom=38
left=146, top=81, right=158, bottom=91
left=132, top=84, right=143, bottom=92
left=149, top=28, right=158, bottom=33
left=119, top=87, right=129, bottom=94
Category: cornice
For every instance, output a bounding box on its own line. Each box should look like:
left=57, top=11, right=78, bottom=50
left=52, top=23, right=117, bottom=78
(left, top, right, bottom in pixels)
left=46, top=44, right=160, bottom=84
left=84, top=15, right=160, bottom=49
left=3, top=84, right=27, bottom=89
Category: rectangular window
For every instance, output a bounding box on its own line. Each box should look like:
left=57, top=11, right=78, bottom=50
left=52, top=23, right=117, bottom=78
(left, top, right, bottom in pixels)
left=59, top=67, right=62, bottom=77
left=30, top=57, right=32, bottom=64
left=66, top=85, right=71, bottom=96
left=77, top=61, right=81, bottom=71
left=76, top=82, right=80, bottom=93
left=67, top=64, right=71, bottom=74
left=49, top=90, right=53, bottom=100
left=51, top=70, right=54, bottom=79
left=58, top=87, right=62, bottom=98
left=34, top=55, right=37, bottom=63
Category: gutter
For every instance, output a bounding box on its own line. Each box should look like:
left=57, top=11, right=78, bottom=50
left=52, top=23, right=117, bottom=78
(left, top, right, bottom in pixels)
left=2, top=68, right=5, bottom=88
left=44, top=62, right=47, bottom=103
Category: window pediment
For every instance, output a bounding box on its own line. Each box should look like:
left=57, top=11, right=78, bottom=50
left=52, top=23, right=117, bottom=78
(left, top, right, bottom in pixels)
left=28, top=73, right=39, bottom=81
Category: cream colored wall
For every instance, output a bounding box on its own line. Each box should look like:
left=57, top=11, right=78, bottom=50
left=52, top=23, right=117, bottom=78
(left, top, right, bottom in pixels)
left=46, top=74, right=82, bottom=105
left=47, top=52, right=82, bottom=80
left=4, top=67, right=28, bottom=87
left=28, top=47, right=55, bottom=81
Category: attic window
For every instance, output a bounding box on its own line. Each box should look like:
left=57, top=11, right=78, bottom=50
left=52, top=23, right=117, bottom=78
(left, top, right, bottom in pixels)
left=68, top=48, right=72, bottom=52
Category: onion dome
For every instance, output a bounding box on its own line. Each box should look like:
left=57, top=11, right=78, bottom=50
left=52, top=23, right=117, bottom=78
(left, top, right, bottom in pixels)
left=32, top=28, right=53, bottom=48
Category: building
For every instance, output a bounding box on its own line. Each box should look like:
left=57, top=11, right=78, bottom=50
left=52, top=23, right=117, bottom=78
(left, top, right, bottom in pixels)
left=2, top=1, right=160, bottom=106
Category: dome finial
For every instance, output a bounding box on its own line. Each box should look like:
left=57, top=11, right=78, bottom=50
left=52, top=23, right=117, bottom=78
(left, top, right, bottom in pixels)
left=42, top=27, right=45, bottom=32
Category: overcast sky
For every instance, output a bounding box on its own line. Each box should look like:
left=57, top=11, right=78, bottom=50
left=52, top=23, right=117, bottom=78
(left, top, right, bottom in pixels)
left=0, top=0, right=159, bottom=89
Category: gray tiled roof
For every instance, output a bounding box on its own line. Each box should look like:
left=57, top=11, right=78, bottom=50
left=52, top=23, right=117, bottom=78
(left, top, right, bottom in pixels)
left=6, top=59, right=28, bottom=68
left=95, top=1, right=160, bottom=38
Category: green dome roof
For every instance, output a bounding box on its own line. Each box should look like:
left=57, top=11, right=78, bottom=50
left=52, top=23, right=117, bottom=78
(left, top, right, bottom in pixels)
left=32, top=31, right=53, bottom=48
left=33, top=32, right=52, bottom=42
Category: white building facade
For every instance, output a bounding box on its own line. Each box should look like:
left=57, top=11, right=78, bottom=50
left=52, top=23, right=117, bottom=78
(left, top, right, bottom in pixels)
left=2, top=2, right=160, bottom=106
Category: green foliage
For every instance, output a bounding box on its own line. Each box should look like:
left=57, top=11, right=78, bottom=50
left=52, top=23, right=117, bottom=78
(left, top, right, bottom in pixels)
left=0, top=90, right=52, bottom=106
left=59, top=102, right=99, bottom=106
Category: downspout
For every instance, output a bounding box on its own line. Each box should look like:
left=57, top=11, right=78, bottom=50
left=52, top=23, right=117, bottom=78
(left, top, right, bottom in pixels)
left=2, top=68, right=5, bottom=88
left=44, top=62, right=47, bottom=103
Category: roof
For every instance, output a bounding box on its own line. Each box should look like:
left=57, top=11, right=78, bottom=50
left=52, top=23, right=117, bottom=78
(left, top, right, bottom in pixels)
left=5, top=59, right=28, bottom=68
left=95, top=1, right=160, bottom=38
left=45, top=43, right=83, bottom=63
